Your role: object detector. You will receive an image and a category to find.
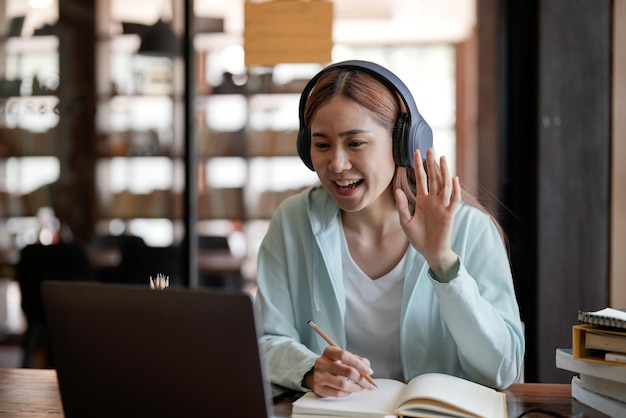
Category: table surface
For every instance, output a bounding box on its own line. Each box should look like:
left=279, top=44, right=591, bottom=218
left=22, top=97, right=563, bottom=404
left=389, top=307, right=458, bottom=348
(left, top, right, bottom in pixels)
left=0, top=368, right=610, bottom=417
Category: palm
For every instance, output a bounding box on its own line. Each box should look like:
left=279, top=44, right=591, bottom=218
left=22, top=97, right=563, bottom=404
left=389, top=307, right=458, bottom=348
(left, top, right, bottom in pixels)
left=395, top=149, right=461, bottom=274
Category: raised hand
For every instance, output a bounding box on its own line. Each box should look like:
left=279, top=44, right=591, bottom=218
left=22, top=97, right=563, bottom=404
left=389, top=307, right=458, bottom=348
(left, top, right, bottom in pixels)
left=395, top=148, right=461, bottom=279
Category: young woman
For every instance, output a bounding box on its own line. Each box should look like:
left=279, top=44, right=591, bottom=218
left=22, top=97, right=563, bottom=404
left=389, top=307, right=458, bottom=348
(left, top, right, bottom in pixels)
left=255, top=61, right=525, bottom=398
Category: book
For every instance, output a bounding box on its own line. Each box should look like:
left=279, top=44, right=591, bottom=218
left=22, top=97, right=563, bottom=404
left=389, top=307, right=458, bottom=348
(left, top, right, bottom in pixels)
left=578, top=307, right=626, bottom=329
left=291, top=372, right=506, bottom=418
left=572, top=324, right=626, bottom=362
left=555, top=348, right=626, bottom=384
left=571, top=376, right=626, bottom=417
left=578, top=373, right=626, bottom=403
left=606, top=352, right=626, bottom=364
left=585, top=330, right=626, bottom=354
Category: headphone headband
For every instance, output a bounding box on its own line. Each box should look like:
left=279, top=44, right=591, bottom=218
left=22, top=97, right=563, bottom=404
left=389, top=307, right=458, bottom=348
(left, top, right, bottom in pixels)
left=297, top=60, right=432, bottom=170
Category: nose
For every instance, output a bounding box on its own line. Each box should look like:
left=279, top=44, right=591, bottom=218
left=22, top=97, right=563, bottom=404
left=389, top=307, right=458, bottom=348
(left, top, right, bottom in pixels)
left=328, top=148, right=351, bottom=173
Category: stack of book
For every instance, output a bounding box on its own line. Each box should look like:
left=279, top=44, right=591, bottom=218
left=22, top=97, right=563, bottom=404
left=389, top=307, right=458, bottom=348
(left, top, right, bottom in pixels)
left=556, top=307, right=626, bottom=416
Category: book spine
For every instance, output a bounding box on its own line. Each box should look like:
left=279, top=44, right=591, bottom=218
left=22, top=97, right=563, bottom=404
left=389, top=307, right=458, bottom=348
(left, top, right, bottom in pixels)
left=555, top=348, right=626, bottom=384
left=571, top=377, right=626, bottom=417
left=579, top=373, right=626, bottom=403
left=606, top=352, right=626, bottom=364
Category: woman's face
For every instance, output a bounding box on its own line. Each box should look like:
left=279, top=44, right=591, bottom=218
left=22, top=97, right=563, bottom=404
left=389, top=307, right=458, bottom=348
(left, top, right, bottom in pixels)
left=309, top=96, right=396, bottom=213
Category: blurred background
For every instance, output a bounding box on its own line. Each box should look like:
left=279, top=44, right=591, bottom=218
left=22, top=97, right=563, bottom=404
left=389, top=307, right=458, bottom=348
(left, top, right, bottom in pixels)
left=0, top=0, right=623, bottom=385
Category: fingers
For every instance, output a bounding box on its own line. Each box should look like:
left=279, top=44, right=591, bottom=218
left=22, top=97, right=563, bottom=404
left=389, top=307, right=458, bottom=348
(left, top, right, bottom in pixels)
left=311, top=347, right=376, bottom=397
left=426, top=149, right=442, bottom=195
left=440, top=155, right=462, bottom=210
left=324, top=347, right=373, bottom=380
left=439, top=154, right=452, bottom=204
left=450, top=176, right=462, bottom=209
left=414, top=148, right=460, bottom=209
left=414, top=148, right=440, bottom=196
left=414, top=149, right=428, bottom=196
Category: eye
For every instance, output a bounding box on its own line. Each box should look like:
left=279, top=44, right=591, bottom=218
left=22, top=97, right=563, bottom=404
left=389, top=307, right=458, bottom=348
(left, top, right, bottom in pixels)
left=312, top=141, right=330, bottom=150
left=348, top=139, right=366, bottom=148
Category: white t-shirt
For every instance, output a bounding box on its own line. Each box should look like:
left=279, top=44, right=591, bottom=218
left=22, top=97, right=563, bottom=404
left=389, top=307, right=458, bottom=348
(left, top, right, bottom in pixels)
left=341, top=226, right=405, bottom=380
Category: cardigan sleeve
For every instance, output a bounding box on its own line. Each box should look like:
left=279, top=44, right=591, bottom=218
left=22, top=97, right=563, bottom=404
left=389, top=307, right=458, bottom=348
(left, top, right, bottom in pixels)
left=255, top=195, right=320, bottom=396
left=428, top=207, right=525, bottom=389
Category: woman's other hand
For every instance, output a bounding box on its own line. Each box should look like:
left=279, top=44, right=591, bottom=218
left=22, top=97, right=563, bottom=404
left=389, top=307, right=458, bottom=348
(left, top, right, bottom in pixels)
left=304, top=346, right=376, bottom=397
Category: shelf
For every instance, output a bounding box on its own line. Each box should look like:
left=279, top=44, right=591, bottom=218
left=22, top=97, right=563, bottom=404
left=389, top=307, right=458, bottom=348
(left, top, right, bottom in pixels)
left=196, top=128, right=246, bottom=158
left=198, top=188, right=245, bottom=220
left=96, top=131, right=179, bottom=158
left=106, top=190, right=182, bottom=219
left=0, top=128, right=58, bottom=157
left=0, top=96, right=59, bottom=132
left=3, top=35, right=59, bottom=53
left=0, top=187, right=56, bottom=218
left=247, top=129, right=299, bottom=157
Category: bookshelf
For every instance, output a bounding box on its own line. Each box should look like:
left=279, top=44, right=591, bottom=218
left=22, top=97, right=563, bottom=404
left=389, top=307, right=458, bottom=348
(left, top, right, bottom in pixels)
left=0, top=31, right=61, bottom=263
left=92, top=0, right=186, bottom=248
left=0, top=0, right=318, bottom=284
left=193, top=34, right=319, bottom=263
left=0, top=1, right=459, bottom=286
left=90, top=3, right=320, bottom=278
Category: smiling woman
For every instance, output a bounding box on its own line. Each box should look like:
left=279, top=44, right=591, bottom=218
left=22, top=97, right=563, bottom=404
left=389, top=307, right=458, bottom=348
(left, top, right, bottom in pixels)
left=255, top=60, right=525, bottom=399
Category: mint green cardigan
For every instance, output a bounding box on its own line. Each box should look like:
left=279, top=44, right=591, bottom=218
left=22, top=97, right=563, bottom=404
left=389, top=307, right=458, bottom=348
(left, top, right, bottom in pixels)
left=256, top=187, right=525, bottom=396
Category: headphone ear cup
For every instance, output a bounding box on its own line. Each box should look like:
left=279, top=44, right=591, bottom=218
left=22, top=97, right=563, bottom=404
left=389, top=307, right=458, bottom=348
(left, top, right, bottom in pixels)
left=297, top=128, right=314, bottom=171
left=392, top=112, right=410, bottom=168
left=413, top=119, right=433, bottom=165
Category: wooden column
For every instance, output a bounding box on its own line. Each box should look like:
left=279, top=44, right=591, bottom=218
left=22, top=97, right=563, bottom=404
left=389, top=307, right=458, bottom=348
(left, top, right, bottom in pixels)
left=475, top=0, right=501, bottom=213
left=535, top=0, right=611, bottom=383
left=455, top=30, right=479, bottom=198
left=55, top=0, right=97, bottom=243
left=477, top=0, right=612, bottom=382
left=611, top=0, right=626, bottom=307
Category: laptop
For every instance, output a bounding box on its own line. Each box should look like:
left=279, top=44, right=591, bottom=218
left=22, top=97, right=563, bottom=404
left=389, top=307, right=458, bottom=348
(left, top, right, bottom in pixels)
left=42, top=281, right=276, bottom=418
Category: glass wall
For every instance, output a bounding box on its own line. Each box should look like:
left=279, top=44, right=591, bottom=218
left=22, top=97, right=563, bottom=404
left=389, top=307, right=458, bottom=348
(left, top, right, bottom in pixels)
left=0, top=0, right=460, bottom=290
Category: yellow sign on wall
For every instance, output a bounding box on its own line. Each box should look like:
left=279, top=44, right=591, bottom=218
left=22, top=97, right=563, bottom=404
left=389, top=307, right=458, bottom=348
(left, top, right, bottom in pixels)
left=244, top=1, right=333, bottom=67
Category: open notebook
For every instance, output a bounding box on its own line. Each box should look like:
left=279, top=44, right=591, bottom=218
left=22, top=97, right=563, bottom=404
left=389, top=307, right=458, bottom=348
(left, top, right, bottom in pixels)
left=42, top=281, right=275, bottom=418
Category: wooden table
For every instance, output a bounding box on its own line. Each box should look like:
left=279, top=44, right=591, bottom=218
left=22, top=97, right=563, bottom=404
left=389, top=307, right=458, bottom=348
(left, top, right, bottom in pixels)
left=0, top=368, right=610, bottom=417
left=0, top=368, right=63, bottom=416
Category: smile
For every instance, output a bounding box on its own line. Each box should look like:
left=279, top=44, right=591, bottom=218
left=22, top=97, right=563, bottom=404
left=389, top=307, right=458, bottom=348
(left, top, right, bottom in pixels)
left=334, top=179, right=363, bottom=190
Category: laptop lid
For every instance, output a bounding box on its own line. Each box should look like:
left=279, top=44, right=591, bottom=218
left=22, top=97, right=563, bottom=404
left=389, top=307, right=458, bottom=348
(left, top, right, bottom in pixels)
left=42, top=281, right=273, bottom=418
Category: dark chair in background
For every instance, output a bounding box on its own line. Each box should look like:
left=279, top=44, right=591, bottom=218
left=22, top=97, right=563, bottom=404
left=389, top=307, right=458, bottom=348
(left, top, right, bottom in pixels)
left=90, top=234, right=241, bottom=288
left=90, top=234, right=182, bottom=286
left=16, top=242, right=96, bottom=368
left=198, top=235, right=244, bottom=289
left=89, top=234, right=147, bottom=283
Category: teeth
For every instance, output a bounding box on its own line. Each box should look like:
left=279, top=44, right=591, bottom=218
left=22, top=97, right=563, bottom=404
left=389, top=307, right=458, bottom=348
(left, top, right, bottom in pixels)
left=336, top=179, right=359, bottom=187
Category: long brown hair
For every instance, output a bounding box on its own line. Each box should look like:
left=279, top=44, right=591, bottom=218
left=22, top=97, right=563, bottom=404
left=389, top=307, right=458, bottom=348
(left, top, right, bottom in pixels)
left=303, top=66, right=508, bottom=246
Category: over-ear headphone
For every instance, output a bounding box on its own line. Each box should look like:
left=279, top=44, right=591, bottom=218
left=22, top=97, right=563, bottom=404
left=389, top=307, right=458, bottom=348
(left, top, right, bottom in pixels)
left=296, top=60, right=433, bottom=170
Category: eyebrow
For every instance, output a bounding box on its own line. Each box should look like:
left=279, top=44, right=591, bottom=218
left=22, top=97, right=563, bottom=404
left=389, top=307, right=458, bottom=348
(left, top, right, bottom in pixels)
left=311, top=129, right=371, bottom=138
